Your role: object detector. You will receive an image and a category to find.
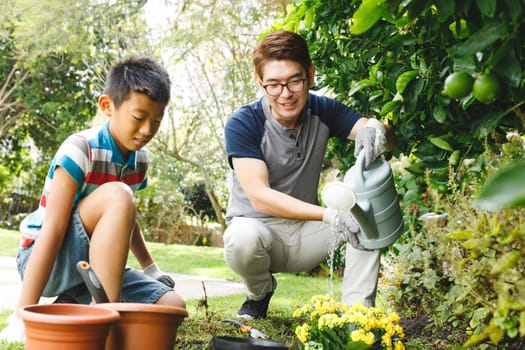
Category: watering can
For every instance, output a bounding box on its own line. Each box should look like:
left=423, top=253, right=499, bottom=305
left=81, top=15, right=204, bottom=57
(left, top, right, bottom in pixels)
left=321, top=150, right=404, bottom=249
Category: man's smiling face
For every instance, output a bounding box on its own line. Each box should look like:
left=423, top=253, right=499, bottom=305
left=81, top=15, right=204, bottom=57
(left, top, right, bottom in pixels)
left=257, top=60, right=314, bottom=129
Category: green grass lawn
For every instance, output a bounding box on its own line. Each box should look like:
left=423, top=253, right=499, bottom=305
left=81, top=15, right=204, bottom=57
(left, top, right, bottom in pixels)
left=0, top=228, right=343, bottom=349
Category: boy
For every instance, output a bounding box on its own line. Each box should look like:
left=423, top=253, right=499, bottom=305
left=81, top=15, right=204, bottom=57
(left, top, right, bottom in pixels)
left=2, top=57, right=185, bottom=342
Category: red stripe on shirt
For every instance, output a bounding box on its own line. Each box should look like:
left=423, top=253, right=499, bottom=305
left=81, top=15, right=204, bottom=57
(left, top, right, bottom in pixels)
left=120, top=172, right=145, bottom=185
left=87, top=172, right=119, bottom=184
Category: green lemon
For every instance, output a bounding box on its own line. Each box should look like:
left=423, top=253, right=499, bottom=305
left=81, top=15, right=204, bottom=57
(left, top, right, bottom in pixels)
left=473, top=74, right=500, bottom=104
left=442, top=71, right=474, bottom=99
left=438, top=184, right=448, bottom=194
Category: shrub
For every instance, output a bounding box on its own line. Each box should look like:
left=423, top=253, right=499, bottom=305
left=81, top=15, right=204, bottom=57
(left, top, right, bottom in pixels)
left=385, top=144, right=525, bottom=348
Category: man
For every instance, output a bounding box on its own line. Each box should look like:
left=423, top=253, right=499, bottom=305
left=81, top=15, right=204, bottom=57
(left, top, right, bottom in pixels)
left=223, top=30, right=393, bottom=320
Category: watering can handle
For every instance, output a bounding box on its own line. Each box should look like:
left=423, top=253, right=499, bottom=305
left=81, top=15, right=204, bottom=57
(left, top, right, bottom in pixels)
left=354, top=149, right=366, bottom=188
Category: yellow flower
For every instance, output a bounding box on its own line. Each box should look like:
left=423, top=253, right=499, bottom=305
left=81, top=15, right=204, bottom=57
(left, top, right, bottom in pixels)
left=292, top=294, right=405, bottom=349
left=394, top=340, right=406, bottom=350
left=295, top=323, right=309, bottom=344
left=388, top=312, right=401, bottom=324
left=382, top=333, right=393, bottom=348
left=318, top=313, right=348, bottom=329
left=351, top=329, right=375, bottom=345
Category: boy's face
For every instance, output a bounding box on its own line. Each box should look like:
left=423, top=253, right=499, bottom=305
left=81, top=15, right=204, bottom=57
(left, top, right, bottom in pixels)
left=256, top=59, right=314, bottom=128
left=99, top=91, right=165, bottom=159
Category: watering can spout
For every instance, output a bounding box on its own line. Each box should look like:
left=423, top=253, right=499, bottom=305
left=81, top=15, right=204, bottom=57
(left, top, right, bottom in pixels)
left=320, top=182, right=378, bottom=240
left=350, top=202, right=378, bottom=239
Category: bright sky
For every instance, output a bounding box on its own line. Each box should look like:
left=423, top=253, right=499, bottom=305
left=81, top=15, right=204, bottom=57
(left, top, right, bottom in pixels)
left=144, top=0, right=175, bottom=32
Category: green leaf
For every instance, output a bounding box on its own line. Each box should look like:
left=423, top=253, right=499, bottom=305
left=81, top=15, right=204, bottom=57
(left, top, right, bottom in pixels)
left=344, top=340, right=371, bottom=350
left=348, top=79, right=375, bottom=96
left=435, top=0, right=455, bottom=22
left=432, top=104, right=447, bottom=123
left=405, top=161, right=426, bottom=175
left=490, top=251, right=520, bottom=274
left=379, top=100, right=401, bottom=116
left=395, top=70, right=419, bottom=93
left=487, top=321, right=506, bottom=344
left=449, top=149, right=460, bottom=165
left=504, top=0, right=523, bottom=22
left=429, top=136, right=453, bottom=151
left=464, top=332, right=489, bottom=347
left=492, top=45, right=522, bottom=88
left=476, top=0, right=497, bottom=17
left=304, top=7, right=315, bottom=28
left=520, top=311, right=525, bottom=337
left=473, top=102, right=525, bottom=138
left=463, top=238, right=491, bottom=250
left=350, top=0, right=386, bottom=35
left=475, top=161, right=525, bottom=210
left=445, top=230, right=473, bottom=240
left=449, top=19, right=470, bottom=39
left=448, top=20, right=508, bottom=58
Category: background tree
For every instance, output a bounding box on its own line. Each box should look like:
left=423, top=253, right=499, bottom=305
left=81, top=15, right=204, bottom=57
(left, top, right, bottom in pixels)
left=0, top=0, right=151, bottom=227
left=139, top=0, right=289, bottom=233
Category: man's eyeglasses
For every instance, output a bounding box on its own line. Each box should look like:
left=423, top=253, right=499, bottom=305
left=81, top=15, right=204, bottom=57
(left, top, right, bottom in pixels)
left=262, top=78, right=306, bottom=96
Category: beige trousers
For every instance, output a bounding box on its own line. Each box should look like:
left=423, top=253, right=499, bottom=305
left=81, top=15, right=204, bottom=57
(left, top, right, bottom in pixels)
left=223, top=216, right=380, bottom=306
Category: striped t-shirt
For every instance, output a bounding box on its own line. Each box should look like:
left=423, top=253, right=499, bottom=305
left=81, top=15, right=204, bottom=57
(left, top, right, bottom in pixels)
left=20, top=120, right=148, bottom=238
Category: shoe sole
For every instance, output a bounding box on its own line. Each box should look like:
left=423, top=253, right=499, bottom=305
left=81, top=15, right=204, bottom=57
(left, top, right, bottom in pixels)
left=236, top=313, right=255, bottom=320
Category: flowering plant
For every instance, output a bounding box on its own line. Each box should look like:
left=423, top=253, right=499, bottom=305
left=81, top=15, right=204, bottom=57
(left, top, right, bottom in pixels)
left=293, top=295, right=405, bottom=350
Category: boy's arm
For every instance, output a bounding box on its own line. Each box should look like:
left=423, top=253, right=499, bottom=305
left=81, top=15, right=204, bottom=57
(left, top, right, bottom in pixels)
left=130, top=223, right=155, bottom=268
left=130, top=223, right=175, bottom=288
left=18, top=167, right=77, bottom=307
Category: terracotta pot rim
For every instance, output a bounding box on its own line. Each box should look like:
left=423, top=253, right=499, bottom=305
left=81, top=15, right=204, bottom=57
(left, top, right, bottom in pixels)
left=100, top=302, right=188, bottom=317
left=18, top=303, right=120, bottom=325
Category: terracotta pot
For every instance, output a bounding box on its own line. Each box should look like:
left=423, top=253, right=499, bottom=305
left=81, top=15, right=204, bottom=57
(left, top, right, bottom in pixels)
left=18, top=303, right=120, bottom=350
left=100, top=303, right=188, bottom=350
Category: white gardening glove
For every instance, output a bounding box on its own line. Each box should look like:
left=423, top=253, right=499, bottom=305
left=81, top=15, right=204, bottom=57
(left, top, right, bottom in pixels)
left=354, top=118, right=387, bottom=168
left=323, top=208, right=368, bottom=250
left=0, top=312, right=26, bottom=344
left=144, top=263, right=175, bottom=289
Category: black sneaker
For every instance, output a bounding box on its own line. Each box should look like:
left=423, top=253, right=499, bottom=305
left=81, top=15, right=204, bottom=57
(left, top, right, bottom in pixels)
left=53, top=283, right=90, bottom=304
left=237, top=277, right=276, bottom=320
left=53, top=293, right=79, bottom=304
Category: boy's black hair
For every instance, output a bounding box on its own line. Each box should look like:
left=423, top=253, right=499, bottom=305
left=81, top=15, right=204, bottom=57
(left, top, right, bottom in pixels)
left=103, top=57, right=171, bottom=109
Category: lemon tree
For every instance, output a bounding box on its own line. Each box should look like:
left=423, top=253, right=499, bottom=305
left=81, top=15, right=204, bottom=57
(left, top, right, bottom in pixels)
left=274, top=0, right=524, bottom=347
left=272, top=0, right=524, bottom=191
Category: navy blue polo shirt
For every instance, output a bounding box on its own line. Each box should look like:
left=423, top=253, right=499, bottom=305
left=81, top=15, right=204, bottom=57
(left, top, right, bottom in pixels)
left=225, top=93, right=361, bottom=219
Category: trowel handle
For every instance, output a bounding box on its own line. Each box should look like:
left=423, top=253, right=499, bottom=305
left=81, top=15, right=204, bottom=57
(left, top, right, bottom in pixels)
left=76, top=261, right=109, bottom=303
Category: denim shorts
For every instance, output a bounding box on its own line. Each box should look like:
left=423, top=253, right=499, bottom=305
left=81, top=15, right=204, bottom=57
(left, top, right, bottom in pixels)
left=16, top=207, right=171, bottom=304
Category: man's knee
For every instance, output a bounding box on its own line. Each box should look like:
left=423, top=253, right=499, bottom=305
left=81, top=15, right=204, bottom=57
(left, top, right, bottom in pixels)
left=223, top=219, right=266, bottom=269
left=224, top=227, right=258, bottom=262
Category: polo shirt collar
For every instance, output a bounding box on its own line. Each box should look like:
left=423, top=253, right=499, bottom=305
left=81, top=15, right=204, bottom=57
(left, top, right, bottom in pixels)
left=102, top=121, right=137, bottom=169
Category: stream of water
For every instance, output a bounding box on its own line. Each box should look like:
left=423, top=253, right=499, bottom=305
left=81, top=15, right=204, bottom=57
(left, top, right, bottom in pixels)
left=326, top=223, right=340, bottom=296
